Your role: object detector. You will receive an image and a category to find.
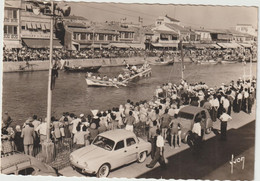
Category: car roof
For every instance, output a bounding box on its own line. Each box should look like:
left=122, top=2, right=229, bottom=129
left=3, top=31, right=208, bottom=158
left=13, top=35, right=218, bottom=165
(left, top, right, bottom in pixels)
left=99, top=129, right=136, bottom=142
left=1, top=153, right=32, bottom=172
left=179, top=106, right=205, bottom=115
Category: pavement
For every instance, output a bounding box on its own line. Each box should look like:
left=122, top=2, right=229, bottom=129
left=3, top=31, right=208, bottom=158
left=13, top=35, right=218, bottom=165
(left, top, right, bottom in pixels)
left=59, top=106, right=256, bottom=179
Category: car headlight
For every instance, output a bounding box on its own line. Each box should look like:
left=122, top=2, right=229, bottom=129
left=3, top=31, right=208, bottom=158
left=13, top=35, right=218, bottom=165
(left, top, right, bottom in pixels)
left=70, top=155, right=74, bottom=161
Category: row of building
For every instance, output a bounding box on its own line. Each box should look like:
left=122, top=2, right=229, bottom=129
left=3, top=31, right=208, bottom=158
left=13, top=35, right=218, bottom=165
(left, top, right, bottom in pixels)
left=3, top=0, right=258, bottom=51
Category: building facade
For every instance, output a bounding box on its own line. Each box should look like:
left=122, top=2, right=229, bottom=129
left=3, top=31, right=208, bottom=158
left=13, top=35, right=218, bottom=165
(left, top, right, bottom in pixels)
left=3, top=0, right=22, bottom=49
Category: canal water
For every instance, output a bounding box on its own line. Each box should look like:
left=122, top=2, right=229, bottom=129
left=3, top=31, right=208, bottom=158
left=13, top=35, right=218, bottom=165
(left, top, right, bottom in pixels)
left=2, top=62, right=257, bottom=126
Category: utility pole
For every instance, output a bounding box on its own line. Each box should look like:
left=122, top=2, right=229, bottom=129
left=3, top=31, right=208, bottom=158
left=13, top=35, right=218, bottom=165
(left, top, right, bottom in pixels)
left=42, top=1, right=55, bottom=164
left=180, top=40, right=184, bottom=80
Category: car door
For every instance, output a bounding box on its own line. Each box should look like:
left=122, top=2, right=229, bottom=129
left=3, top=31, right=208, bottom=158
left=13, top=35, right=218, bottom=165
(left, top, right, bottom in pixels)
left=111, top=140, right=128, bottom=168
left=125, top=137, right=139, bottom=163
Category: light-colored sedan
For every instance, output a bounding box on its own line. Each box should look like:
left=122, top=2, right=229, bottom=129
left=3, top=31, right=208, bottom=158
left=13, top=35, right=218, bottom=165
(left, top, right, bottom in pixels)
left=69, top=129, right=151, bottom=177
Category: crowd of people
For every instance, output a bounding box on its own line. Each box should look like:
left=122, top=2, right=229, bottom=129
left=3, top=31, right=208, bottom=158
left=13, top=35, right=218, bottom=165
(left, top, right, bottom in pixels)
left=1, top=77, right=257, bottom=164
left=3, top=44, right=257, bottom=63
left=3, top=47, right=160, bottom=62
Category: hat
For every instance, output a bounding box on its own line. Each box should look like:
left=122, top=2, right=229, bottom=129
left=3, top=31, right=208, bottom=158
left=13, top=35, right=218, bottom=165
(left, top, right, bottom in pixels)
left=91, top=110, right=99, bottom=119
left=80, top=114, right=84, bottom=118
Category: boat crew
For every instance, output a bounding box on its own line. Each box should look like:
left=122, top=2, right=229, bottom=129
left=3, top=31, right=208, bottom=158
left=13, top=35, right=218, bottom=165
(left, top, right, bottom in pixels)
left=113, top=77, right=118, bottom=82
left=87, top=72, right=92, bottom=78
left=103, top=75, right=108, bottom=81
left=118, top=73, right=124, bottom=81
left=97, top=75, right=101, bottom=80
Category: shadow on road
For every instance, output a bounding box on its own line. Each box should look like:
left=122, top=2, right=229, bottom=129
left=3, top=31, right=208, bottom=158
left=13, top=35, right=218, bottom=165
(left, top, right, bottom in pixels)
left=138, top=121, right=255, bottom=180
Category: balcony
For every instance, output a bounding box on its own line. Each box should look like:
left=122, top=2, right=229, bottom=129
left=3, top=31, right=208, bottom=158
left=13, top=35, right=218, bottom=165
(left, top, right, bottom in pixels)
left=4, top=34, right=18, bottom=39
left=4, top=18, right=18, bottom=23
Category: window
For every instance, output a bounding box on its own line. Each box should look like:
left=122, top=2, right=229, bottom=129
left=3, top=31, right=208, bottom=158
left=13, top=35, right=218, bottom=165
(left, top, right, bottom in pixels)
left=4, top=25, right=8, bottom=34
left=8, top=10, right=12, bottom=18
left=73, top=33, right=76, bottom=40
left=126, top=138, right=136, bottom=147
left=90, top=34, right=93, bottom=40
left=22, top=26, right=26, bottom=30
left=4, top=10, right=8, bottom=18
left=13, top=10, right=17, bottom=19
left=99, top=34, right=104, bottom=41
left=18, top=167, right=35, bottom=175
left=81, top=33, right=86, bottom=40
left=8, top=26, right=13, bottom=34
left=125, top=32, right=129, bottom=39
left=172, top=35, right=178, bottom=40
left=108, top=35, right=113, bottom=41
left=13, top=26, right=17, bottom=34
left=115, top=140, right=125, bottom=150
left=160, top=34, right=168, bottom=41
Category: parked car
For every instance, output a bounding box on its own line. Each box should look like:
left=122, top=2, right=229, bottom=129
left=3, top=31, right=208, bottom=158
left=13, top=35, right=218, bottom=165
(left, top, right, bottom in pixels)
left=1, top=152, right=59, bottom=176
left=177, top=105, right=213, bottom=143
left=70, top=129, right=151, bottom=177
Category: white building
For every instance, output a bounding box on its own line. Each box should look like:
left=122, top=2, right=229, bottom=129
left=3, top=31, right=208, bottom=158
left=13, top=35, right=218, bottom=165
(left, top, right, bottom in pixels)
left=235, top=24, right=257, bottom=37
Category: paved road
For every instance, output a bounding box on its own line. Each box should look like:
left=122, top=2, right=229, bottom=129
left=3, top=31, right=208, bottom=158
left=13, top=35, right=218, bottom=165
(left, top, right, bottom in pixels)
left=138, top=121, right=255, bottom=180
left=59, top=108, right=256, bottom=179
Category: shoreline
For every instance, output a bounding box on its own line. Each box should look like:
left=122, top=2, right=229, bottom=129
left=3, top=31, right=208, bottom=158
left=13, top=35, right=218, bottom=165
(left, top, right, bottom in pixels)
left=2, top=56, right=194, bottom=73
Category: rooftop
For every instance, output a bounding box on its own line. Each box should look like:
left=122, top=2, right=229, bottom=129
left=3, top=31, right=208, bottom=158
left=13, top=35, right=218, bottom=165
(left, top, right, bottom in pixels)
left=99, top=129, right=137, bottom=142
left=165, top=15, right=180, bottom=22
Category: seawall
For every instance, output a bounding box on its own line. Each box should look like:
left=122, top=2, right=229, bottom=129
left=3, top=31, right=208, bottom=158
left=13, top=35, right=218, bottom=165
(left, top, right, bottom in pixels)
left=2, top=57, right=158, bottom=73
left=2, top=56, right=193, bottom=73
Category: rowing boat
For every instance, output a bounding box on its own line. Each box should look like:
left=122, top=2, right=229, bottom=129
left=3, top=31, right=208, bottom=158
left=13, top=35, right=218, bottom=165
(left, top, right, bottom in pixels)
left=150, top=60, right=174, bottom=66
left=123, top=67, right=152, bottom=82
left=85, top=78, right=127, bottom=88
left=64, top=65, right=101, bottom=72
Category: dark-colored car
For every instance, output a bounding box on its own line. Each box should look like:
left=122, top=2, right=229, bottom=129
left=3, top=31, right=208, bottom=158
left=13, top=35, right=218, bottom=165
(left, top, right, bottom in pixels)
left=1, top=152, right=60, bottom=176
left=177, top=105, right=213, bottom=143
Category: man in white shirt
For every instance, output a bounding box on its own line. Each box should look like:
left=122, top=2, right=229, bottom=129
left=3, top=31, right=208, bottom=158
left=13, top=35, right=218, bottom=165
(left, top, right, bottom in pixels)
left=35, top=118, right=48, bottom=144
left=219, top=109, right=232, bottom=141
left=146, top=129, right=166, bottom=169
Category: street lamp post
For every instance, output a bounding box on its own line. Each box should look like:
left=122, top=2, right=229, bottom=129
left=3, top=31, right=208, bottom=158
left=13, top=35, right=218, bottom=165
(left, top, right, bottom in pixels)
left=29, top=0, right=71, bottom=163
left=42, top=1, right=55, bottom=164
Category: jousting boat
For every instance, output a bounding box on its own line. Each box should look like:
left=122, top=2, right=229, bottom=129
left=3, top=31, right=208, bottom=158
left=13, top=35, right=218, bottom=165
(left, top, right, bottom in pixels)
left=85, top=67, right=152, bottom=88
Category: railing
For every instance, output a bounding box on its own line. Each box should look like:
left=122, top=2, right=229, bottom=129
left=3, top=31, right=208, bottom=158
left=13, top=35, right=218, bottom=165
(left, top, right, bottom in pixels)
left=4, top=18, right=18, bottom=23
left=4, top=34, right=18, bottom=39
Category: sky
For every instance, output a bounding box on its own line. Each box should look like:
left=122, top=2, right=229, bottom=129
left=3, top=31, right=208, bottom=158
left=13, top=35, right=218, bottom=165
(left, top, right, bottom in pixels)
left=67, top=2, right=258, bottom=29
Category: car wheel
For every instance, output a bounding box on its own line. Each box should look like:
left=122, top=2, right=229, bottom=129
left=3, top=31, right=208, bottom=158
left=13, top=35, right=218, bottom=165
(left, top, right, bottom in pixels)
left=137, top=151, right=147, bottom=163
left=96, top=164, right=110, bottom=178
left=205, top=127, right=212, bottom=134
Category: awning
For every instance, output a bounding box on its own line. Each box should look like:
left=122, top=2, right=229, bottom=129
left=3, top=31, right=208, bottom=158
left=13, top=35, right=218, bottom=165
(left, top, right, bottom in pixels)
left=110, top=43, right=130, bottom=48
left=151, top=43, right=163, bottom=47
left=32, top=22, right=37, bottom=30
left=23, top=38, right=62, bottom=49
left=128, top=43, right=145, bottom=49
left=217, top=43, right=241, bottom=49
left=26, top=4, right=32, bottom=10
left=36, top=23, right=41, bottom=29
left=211, top=44, right=221, bottom=49
left=239, top=43, right=252, bottom=48
left=26, top=23, right=32, bottom=29
left=45, top=23, right=50, bottom=30
left=41, top=23, right=46, bottom=30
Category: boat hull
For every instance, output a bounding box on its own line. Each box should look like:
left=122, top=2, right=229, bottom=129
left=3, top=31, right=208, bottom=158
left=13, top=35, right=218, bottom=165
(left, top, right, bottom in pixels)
left=64, top=66, right=101, bottom=72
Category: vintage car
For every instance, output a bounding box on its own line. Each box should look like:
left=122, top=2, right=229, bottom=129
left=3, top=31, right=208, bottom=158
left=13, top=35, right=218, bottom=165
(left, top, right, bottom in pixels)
left=70, top=129, right=151, bottom=177
left=1, top=152, right=59, bottom=176
left=177, top=105, right=213, bottom=143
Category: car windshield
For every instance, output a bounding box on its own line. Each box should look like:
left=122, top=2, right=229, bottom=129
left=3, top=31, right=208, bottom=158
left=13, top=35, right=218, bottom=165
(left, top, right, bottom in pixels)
left=92, top=136, right=115, bottom=151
